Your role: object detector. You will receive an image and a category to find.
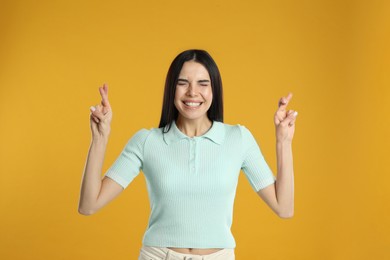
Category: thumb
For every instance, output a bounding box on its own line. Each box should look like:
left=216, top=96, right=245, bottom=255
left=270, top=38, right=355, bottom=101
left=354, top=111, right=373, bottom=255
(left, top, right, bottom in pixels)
left=90, top=105, right=105, bottom=121
left=285, top=111, right=298, bottom=126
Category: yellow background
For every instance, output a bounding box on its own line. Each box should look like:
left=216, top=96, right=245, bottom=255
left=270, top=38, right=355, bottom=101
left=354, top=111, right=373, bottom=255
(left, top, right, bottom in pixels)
left=1, top=0, right=389, bottom=259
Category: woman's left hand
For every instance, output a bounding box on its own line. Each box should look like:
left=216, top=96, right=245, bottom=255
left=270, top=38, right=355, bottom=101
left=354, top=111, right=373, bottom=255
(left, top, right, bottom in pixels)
left=274, top=92, right=298, bottom=143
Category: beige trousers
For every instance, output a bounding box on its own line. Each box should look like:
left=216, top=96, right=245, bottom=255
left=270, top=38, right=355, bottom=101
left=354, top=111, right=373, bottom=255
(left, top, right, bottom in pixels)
left=138, top=246, right=235, bottom=260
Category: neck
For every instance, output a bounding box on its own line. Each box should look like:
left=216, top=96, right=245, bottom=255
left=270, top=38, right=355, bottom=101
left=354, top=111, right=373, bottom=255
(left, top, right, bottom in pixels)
left=175, top=116, right=213, bottom=137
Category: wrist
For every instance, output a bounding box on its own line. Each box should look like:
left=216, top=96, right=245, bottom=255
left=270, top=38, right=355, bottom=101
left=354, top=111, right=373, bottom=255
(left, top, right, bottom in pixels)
left=277, top=140, right=292, bottom=146
left=91, top=135, right=109, bottom=145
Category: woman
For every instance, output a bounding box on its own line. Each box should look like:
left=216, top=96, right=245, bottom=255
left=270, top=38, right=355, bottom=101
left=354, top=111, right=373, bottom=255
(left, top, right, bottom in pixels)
left=78, top=49, right=298, bottom=260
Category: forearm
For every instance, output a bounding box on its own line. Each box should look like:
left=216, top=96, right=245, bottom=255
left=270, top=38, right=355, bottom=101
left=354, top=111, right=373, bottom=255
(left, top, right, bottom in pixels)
left=78, top=137, right=108, bottom=215
left=275, top=141, right=294, bottom=217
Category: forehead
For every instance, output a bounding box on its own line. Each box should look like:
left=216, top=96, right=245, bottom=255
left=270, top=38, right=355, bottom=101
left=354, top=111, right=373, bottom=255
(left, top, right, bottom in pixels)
left=179, top=61, right=210, bottom=79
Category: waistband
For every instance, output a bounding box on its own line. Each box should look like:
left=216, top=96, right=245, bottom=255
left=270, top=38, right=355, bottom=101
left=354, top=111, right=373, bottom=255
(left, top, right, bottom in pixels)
left=140, top=245, right=235, bottom=260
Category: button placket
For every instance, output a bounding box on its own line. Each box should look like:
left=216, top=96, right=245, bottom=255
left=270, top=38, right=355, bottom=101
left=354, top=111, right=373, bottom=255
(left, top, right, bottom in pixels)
left=194, top=139, right=198, bottom=173
left=189, top=138, right=197, bottom=174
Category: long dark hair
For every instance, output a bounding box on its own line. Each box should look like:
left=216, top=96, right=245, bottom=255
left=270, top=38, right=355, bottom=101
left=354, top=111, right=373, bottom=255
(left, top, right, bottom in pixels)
left=158, top=49, right=224, bottom=132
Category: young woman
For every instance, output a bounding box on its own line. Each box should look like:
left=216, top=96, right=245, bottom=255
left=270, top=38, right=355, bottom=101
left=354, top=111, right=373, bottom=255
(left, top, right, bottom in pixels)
left=78, top=49, right=298, bottom=260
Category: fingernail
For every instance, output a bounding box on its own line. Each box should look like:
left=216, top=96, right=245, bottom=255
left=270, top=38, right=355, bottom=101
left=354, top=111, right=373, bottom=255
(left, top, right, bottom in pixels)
left=294, top=111, right=298, bottom=117
left=90, top=106, right=96, bottom=112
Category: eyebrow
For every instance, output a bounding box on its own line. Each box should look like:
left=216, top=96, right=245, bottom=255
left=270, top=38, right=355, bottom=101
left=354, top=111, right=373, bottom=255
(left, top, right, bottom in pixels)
left=177, top=79, right=210, bottom=83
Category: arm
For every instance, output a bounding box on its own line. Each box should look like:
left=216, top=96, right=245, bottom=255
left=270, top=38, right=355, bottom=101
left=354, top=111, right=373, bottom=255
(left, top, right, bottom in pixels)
left=257, top=92, right=297, bottom=219
left=78, top=84, right=123, bottom=216
left=257, top=141, right=294, bottom=218
left=78, top=138, right=124, bottom=216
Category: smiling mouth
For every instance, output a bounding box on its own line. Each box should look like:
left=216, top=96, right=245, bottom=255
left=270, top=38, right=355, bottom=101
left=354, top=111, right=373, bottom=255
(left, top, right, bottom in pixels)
left=183, top=101, right=203, bottom=107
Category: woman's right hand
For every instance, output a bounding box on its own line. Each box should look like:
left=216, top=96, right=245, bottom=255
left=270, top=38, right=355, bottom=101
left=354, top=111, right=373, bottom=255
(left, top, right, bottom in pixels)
left=89, top=83, right=113, bottom=140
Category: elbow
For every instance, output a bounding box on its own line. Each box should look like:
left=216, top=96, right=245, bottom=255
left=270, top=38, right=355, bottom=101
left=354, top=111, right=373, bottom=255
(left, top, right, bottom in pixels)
left=78, top=204, right=97, bottom=216
left=78, top=207, right=96, bottom=216
left=279, top=213, right=294, bottom=219
left=277, top=209, right=294, bottom=219
left=278, top=210, right=294, bottom=219
left=78, top=207, right=94, bottom=216
left=78, top=197, right=103, bottom=216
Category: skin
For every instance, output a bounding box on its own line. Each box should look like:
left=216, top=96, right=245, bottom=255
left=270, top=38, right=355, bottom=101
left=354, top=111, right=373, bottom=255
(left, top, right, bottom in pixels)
left=80, top=68, right=297, bottom=256
left=256, top=92, right=296, bottom=219
left=173, top=60, right=214, bottom=138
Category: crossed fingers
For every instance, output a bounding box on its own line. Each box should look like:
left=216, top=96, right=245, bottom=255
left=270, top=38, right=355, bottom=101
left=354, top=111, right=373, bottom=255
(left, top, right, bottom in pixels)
left=90, top=83, right=111, bottom=123
left=275, top=92, right=297, bottom=126
left=99, top=83, right=111, bottom=114
left=278, top=92, right=292, bottom=111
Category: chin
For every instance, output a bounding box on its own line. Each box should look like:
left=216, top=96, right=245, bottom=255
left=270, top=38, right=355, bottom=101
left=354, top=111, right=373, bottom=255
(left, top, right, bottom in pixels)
left=180, top=114, right=206, bottom=121
left=177, top=110, right=208, bottom=120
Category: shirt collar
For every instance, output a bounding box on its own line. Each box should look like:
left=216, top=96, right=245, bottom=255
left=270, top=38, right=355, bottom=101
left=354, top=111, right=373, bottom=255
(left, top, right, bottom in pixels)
left=163, top=120, right=225, bottom=145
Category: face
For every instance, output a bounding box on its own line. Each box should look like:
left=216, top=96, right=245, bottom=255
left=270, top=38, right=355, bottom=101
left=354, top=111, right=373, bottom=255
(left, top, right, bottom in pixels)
left=174, top=61, right=213, bottom=122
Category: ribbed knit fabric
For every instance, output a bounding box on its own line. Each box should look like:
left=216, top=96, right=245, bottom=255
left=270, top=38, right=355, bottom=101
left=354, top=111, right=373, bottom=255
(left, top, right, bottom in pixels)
left=103, top=120, right=276, bottom=248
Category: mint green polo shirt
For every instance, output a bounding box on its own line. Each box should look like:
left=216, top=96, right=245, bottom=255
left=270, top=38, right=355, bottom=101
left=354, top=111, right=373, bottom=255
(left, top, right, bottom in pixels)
left=103, top=120, right=276, bottom=248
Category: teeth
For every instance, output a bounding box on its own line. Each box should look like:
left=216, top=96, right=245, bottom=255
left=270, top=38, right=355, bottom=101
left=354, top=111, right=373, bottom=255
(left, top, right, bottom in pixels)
left=184, top=102, right=202, bottom=107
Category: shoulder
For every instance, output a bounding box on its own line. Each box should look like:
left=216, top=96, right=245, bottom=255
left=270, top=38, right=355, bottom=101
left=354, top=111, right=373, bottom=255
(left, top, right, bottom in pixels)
left=132, top=128, right=151, bottom=139
left=218, top=121, right=251, bottom=137
left=131, top=125, right=169, bottom=144
left=127, top=126, right=160, bottom=146
left=132, top=124, right=165, bottom=135
left=222, top=122, right=259, bottom=150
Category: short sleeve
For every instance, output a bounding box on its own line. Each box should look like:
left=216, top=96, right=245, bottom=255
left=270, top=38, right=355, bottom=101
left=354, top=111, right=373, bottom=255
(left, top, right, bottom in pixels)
left=103, top=128, right=150, bottom=189
left=239, top=125, right=276, bottom=192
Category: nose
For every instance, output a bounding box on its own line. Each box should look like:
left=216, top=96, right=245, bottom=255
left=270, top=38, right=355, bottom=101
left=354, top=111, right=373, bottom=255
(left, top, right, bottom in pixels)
left=186, top=84, right=197, bottom=96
